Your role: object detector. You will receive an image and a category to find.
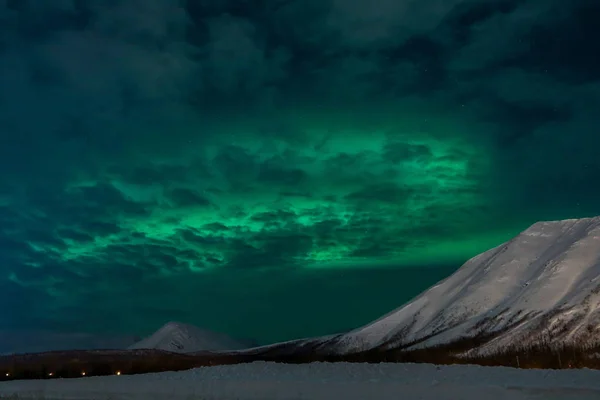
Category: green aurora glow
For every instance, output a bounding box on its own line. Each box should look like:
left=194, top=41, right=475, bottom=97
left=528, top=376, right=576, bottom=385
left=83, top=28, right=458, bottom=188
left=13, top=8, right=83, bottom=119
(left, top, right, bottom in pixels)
left=60, top=111, right=506, bottom=271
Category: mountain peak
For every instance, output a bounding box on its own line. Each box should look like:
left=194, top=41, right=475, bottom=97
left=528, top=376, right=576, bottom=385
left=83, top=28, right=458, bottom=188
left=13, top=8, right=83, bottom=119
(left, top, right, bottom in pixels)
left=129, top=321, right=253, bottom=353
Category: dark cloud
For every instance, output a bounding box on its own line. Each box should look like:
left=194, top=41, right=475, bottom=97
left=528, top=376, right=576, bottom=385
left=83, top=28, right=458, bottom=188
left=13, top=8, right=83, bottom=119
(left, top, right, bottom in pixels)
left=56, top=228, right=95, bottom=243
left=382, top=142, right=433, bottom=163
left=383, top=34, right=448, bottom=93
left=110, top=164, right=197, bottom=185
left=505, top=1, right=600, bottom=83
left=21, top=183, right=151, bottom=239
left=480, top=97, right=572, bottom=147
left=250, top=209, right=298, bottom=226
left=0, top=234, right=35, bottom=262
left=226, top=232, right=314, bottom=270
left=213, top=145, right=260, bottom=187
left=168, top=187, right=213, bottom=207
left=257, top=161, right=308, bottom=186
left=202, top=222, right=230, bottom=232
left=345, top=182, right=414, bottom=204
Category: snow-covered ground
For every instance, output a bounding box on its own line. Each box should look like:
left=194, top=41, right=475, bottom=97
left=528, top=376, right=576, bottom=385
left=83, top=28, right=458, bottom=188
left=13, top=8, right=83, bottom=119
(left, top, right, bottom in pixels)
left=1, top=361, right=600, bottom=400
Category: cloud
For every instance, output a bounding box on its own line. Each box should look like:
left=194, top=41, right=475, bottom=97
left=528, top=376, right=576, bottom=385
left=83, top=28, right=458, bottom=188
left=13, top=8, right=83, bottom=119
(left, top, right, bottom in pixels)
left=202, top=14, right=289, bottom=96
left=168, top=188, right=213, bottom=207
left=1, top=0, right=600, bottom=341
left=325, top=0, right=465, bottom=48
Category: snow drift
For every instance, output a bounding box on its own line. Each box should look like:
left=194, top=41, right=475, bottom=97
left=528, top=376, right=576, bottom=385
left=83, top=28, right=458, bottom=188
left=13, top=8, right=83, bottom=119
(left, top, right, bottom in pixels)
left=129, top=322, right=254, bottom=353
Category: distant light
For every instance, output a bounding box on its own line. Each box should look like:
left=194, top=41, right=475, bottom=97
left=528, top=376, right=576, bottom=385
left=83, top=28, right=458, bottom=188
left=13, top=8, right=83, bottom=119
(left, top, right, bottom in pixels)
left=81, top=371, right=86, bottom=376
left=116, top=371, right=121, bottom=376
left=5, top=373, right=8, bottom=377
left=48, top=372, right=53, bottom=376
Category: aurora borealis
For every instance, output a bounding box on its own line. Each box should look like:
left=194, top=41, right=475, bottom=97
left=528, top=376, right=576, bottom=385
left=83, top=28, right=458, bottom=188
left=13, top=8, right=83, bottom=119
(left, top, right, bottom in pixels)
left=1, top=0, right=600, bottom=348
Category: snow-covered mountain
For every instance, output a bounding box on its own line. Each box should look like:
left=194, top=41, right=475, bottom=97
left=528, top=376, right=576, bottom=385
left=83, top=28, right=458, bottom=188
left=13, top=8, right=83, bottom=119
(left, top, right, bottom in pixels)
left=129, top=322, right=254, bottom=353
left=134, top=217, right=600, bottom=358
left=318, top=217, right=600, bottom=355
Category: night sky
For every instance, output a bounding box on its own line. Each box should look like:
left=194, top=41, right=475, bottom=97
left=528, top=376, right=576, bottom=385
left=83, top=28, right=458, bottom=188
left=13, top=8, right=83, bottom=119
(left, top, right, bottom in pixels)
left=1, top=0, right=600, bottom=346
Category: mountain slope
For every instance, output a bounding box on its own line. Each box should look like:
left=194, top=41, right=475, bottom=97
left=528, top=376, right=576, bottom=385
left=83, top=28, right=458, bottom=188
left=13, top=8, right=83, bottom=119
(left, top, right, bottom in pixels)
left=327, top=217, right=600, bottom=355
left=129, top=322, right=253, bottom=353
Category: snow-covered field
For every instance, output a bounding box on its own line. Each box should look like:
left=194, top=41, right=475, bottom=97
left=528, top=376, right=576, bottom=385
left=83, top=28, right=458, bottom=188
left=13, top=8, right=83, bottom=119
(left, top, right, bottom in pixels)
left=1, top=362, right=600, bottom=400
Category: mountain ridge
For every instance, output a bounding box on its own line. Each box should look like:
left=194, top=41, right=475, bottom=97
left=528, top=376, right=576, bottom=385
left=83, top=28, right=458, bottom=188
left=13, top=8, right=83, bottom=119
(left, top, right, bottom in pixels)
left=322, top=217, right=600, bottom=355
left=133, top=217, right=600, bottom=358
left=129, top=321, right=254, bottom=353
left=244, top=217, right=600, bottom=358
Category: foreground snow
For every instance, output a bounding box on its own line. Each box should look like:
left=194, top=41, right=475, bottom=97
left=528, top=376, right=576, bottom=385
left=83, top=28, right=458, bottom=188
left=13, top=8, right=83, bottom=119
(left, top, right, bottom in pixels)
left=1, top=362, right=600, bottom=400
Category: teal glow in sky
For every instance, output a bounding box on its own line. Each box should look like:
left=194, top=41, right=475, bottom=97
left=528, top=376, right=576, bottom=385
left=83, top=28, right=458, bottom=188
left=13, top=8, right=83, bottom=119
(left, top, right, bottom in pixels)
left=0, top=0, right=600, bottom=348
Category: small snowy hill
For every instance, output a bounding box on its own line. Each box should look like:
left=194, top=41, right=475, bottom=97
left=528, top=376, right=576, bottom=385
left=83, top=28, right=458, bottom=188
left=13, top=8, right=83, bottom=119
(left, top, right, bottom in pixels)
left=129, top=322, right=253, bottom=353
left=325, top=217, right=600, bottom=355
